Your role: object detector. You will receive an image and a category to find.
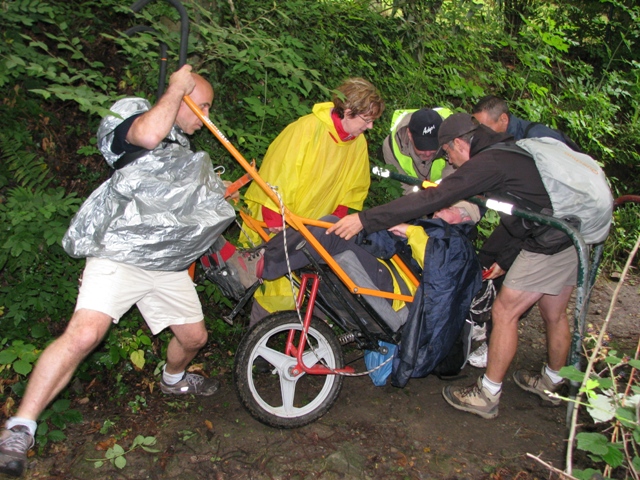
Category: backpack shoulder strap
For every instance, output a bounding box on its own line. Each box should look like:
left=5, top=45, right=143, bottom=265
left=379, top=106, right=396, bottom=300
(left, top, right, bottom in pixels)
left=478, top=141, right=532, bottom=158
left=112, top=138, right=181, bottom=170
left=479, top=142, right=548, bottom=213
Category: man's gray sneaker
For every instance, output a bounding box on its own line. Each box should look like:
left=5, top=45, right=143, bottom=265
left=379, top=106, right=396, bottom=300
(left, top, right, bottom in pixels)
left=442, top=376, right=500, bottom=419
left=160, top=373, right=220, bottom=396
left=513, top=365, right=564, bottom=406
left=0, top=425, right=34, bottom=478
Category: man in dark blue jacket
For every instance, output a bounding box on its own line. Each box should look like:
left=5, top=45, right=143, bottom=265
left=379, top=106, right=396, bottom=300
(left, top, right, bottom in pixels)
left=471, top=95, right=566, bottom=143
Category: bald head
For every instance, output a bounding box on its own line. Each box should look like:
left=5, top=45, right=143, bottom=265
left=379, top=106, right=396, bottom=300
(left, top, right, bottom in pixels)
left=176, top=73, right=214, bottom=135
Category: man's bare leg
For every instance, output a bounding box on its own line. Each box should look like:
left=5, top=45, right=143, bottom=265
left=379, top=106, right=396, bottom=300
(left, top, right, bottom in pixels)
left=485, top=286, right=542, bottom=384
left=165, top=321, right=208, bottom=374
left=538, top=285, right=573, bottom=371
left=160, top=321, right=219, bottom=396
left=15, top=309, right=113, bottom=421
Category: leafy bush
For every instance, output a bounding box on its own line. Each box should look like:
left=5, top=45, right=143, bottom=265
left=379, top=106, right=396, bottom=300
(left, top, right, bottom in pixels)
left=561, top=349, right=640, bottom=479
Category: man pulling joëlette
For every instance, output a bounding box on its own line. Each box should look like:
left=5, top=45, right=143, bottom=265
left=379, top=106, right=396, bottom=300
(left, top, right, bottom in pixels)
left=0, top=66, right=235, bottom=478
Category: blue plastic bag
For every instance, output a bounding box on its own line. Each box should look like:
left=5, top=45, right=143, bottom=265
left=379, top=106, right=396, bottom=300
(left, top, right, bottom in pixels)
left=364, top=341, right=397, bottom=386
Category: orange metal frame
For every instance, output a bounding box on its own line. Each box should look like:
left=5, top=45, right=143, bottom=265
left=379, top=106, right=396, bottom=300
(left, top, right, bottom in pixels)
left=183, top=95, right=419, bottom=302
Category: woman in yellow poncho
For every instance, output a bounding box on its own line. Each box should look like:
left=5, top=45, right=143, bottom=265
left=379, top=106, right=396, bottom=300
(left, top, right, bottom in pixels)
left=240, top=78, right=385, bottom=323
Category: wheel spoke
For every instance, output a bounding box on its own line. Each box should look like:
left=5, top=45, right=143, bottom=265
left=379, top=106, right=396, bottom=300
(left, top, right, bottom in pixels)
left=255, top=344, right=292, bottom=372
left=301, top=344, right=329, bottom=368
left=279, top=376, right=298, bottom=413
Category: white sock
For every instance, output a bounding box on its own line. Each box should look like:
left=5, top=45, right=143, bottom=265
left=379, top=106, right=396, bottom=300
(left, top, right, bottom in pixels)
left=545, top=365, right=563, bottom=384
left=482, top=375, right=502, bottom=395
left=162, top=366, right=185, bottom=385
left=6, top=417, right=37, bottom=438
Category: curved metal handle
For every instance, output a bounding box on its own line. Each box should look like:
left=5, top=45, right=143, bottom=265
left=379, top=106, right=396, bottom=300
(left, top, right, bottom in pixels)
left=130, top=0, right=189, bottom=67
left=124, top=25, right=168, bottom=98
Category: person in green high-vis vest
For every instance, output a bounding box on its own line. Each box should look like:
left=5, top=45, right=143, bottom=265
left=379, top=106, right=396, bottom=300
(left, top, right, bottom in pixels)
left=381, top=107, right=453, bottom=195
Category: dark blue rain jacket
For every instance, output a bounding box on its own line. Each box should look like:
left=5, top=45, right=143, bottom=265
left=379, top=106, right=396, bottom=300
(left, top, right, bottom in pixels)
left=391, top=218, right=482, bottom=387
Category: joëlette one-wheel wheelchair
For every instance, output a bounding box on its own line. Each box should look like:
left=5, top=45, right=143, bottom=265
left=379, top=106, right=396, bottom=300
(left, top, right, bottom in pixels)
left=214, top=208, right=424, bottom=429
left=182, top=85, right=604, bottom=432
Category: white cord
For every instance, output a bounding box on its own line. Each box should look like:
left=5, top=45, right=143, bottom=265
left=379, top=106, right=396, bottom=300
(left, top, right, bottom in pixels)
left=469, top=279, right=496, bottom=317
left=269, top=187, right=391, bottom=378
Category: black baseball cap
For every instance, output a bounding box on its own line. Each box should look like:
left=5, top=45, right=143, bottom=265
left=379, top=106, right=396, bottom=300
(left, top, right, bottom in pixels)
left=408, top=109, right=442, bottom=151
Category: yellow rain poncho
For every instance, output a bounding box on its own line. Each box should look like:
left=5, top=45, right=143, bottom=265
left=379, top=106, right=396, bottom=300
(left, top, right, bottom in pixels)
left=241, top=102, right=371, bottom=312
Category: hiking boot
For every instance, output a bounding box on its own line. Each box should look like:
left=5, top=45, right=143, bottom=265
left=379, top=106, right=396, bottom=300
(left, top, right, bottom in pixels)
left=0, top=425, right=34, bottom=477
left=513, top=365, right=564, bottom=406
left=226, top=248, right=265, bottom=288
left=468, top=342, right=488, bottom=368
left=442, top=376, right=500, bottom=419
left=160, top=373, right=220, bottom=396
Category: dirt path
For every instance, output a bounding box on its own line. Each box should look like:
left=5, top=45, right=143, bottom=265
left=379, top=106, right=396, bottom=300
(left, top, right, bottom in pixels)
left=17, top=277, right=639, bottom=479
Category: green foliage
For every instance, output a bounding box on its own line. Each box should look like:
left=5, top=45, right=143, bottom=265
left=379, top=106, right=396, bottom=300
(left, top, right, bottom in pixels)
left=475, top=210, right=501, bottom=247
left=0, top=340, right=39, bottom=377
left=602, top=203, right=640, bottom=273
left=197, top=280, right=235, bottom=310
left=90, top=316, right=157, bottom=372
left=0, top=0, right=123, bottom=117
left=559, top=348, right=640, bottom=478
left=0, top=184, right=82, bottom=329
left=36, top=399, right=83, bottom=447
left=87, top=435, right=159, bottom=470
left=0, top=186, right=80, bottom=267
left=127, top=394, right=147, bottom=414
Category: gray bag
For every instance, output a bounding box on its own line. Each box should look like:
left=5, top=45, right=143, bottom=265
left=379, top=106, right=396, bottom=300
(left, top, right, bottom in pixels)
left=493, top=137, right=614, bottom=245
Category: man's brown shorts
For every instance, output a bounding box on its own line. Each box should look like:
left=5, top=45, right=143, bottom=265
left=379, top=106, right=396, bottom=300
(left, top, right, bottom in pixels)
left=503, top=247, right=578, bottom=295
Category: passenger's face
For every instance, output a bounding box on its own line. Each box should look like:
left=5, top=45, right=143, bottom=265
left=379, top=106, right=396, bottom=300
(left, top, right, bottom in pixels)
left=434, top=207, right=464, bottom=224
left=176, top=77, right=213, bottom=135
left=341, top=109, right=374, bottom=138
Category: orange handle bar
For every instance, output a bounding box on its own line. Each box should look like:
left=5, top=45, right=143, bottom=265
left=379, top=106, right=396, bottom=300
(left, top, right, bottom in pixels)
left=224, top=171, right=253, bottom=199
left=183, top=95, right=419, bottom=296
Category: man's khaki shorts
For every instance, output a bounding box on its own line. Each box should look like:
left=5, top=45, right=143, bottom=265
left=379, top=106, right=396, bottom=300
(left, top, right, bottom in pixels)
left=503, top=247, right=578, bottom=295
left=75, top=257, right=203, bottom=334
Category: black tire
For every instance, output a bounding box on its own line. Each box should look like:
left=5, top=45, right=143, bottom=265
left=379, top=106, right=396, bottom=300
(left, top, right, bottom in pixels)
left=234, top=311, right=345, bottom=428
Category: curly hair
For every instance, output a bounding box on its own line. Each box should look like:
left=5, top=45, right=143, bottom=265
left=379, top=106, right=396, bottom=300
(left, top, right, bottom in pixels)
left=332, top=77, right=384, bottom=120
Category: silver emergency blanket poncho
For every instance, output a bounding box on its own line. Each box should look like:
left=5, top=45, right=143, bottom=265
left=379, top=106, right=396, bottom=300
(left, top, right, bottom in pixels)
left=62, top=97, right=236, bottom=271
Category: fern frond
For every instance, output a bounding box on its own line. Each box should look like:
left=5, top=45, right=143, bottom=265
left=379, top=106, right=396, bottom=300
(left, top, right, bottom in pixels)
left=0, top=133, right=51, bottom=190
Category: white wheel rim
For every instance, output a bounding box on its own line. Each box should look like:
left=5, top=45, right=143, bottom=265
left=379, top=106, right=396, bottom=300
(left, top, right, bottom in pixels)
left=246, top=323, right=339, bottom=419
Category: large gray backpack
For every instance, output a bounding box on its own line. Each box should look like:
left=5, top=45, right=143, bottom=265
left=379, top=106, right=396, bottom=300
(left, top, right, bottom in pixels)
left=490, top=137, right=613, bottom=244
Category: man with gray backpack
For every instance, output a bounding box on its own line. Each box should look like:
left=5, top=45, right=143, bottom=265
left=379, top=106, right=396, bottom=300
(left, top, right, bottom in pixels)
left=327, top=112, right=613, bottom=419
left=467, top=95, right=585, bottom=369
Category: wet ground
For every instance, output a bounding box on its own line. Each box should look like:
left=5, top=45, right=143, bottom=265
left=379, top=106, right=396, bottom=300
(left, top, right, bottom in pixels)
left=13, top=277, right=640, bottom=479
